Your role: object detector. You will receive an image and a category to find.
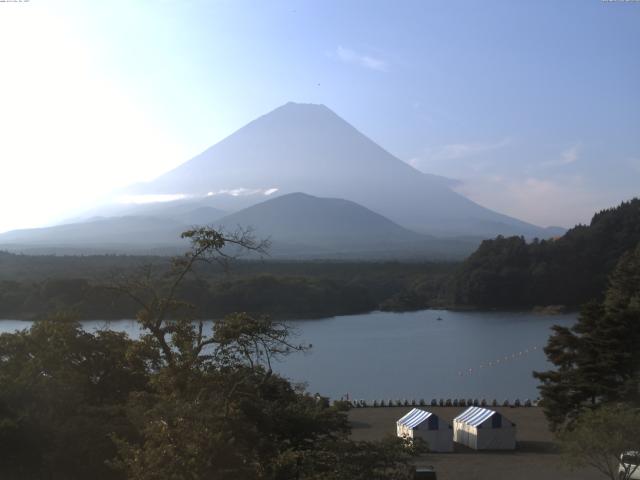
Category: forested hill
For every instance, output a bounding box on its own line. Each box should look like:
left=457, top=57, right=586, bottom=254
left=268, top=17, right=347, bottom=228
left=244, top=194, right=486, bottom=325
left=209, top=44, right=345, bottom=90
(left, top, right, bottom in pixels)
left=451, top=198, right=640, bottom=309
left=0, top=253, right=454, bottom=320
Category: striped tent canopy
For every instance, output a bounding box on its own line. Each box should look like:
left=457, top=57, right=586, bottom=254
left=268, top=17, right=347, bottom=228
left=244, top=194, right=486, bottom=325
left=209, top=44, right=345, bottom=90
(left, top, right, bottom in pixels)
left=397, top=408, right=433, bottom=429
left=454, top=406, right=497, bottom=427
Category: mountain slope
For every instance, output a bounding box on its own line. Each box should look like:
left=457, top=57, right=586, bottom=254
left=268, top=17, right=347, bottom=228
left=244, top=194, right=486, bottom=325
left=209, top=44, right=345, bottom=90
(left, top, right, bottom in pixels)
left=0, top=193, right=480, bottom=258
left=215, top=193, right=478, bottom=258
left=126, top=102, right=555, bottom=238
left=0, top=216, right=190, bottom=254
left=70, top=198, right=227, bottom=225
left=217, top=192, right=421, bottom=245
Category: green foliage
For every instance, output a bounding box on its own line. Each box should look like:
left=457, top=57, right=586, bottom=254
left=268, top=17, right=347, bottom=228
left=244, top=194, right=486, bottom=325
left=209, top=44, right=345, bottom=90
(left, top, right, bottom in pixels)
left=296, top=436, right=427, bottom=480
left=534, top=242, right=640, bottom=430
left=452, top=199, right=640, bottom=308
left=0, top=317, right=148, bottom=479
left=0, top=228, right=424, bottom=479
left=111, top=368, right=353, bottom=480
left=0, top=258, right=455, bottom=320
left=558, top=404, right=640, bottom=480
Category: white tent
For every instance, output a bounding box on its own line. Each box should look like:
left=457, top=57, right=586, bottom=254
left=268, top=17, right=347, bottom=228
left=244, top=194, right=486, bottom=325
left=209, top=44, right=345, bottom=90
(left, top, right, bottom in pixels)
left=453, top=406, right=516, bottom=450
left=396, top=408, right=453, bottom=452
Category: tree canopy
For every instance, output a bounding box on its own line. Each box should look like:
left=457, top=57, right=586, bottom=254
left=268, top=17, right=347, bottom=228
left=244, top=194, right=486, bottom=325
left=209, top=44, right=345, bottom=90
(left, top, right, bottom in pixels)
left=0, top=227, right=424, bottom=479
left=558, top=404, right=640, bottom=480
left=452, top=199, right=640, bottom=308
left=534, top=242, right=640, bottom=430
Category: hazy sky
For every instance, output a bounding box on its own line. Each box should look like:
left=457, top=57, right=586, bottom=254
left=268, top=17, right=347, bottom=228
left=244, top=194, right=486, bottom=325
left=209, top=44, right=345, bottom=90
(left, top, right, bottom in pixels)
left=1, top=0, right=638, bottom=233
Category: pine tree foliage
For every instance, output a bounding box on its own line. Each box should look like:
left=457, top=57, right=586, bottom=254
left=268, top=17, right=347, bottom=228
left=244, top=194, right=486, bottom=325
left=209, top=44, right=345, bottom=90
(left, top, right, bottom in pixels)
left=534, top=242, right=640, bottom=430
left=453, top=199, right=640, bottom=308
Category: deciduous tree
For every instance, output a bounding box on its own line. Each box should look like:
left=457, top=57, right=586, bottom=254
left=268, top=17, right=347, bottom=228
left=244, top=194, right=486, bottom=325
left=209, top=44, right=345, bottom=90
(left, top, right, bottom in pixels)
left=558, top=404, right=640, bottom=480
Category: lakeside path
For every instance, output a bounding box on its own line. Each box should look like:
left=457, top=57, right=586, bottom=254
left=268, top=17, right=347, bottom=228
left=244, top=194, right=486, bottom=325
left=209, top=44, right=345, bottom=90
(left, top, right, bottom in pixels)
left=349, top=406, right=602, bottom=480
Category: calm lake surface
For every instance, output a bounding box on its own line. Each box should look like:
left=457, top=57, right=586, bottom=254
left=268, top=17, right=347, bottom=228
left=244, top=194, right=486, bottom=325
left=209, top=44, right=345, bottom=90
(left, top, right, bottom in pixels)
left=0, top=309, right=575, bottom=401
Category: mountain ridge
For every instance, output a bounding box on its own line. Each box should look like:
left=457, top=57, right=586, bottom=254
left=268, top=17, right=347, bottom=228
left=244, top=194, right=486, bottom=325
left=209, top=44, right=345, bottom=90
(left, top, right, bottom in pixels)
left=124, top=102, right=559, bottom=238
left=0, top=193, right=481, bottom=259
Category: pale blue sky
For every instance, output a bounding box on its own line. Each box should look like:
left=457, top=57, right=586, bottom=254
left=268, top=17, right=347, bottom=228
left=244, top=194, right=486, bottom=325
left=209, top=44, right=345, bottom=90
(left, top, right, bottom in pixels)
left=0, top=0, right=638, bottom=232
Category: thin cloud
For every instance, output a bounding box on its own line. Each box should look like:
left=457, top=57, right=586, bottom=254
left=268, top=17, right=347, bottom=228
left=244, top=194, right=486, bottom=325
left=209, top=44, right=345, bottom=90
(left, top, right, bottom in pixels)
left=118, top=194, right=190, bottom=204
left=407, top=138, right=512, bottom=174
left=561, top=145, right=579, bottom=164
left=407, top=138, right=595, bottom=227
left=427, top=138, right=512, bottom=162
left=454, top=174, right=596, bottom=228
left=334, top=46, right=388, bottom=72
left=540, top=144, right=581, bottom=168
left=206, top=188, right=277, bottom=197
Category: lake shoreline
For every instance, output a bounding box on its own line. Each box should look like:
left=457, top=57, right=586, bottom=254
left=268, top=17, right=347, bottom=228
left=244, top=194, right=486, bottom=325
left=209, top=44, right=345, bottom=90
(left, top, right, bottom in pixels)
left=0, top=304, right=578, bottom=323
left=0, top=310, right=576, bottom=400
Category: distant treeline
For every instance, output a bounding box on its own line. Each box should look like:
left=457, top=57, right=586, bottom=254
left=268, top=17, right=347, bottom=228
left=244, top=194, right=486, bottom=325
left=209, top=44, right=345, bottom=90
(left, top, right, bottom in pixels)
left=450, top=199, right=640, bottom=309
left=0, top=256, right=454, bottom=320
left=1, top=199, right=638, bottom=319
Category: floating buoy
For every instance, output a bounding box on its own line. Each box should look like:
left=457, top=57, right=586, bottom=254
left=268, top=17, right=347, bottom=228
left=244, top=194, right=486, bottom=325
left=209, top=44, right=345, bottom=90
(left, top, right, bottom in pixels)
left=456, top=345, right=544, bottom=379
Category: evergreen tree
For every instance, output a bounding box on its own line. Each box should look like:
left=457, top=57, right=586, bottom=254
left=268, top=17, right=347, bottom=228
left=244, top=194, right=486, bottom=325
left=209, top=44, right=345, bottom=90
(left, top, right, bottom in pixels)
left=534, top=242, right=640, bottom=430
left=453, top=199, right=640, bottom=308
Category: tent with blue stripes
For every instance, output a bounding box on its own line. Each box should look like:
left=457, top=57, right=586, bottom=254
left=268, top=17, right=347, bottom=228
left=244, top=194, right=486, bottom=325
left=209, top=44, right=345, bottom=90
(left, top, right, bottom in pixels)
left=453, top=406, right=516, bottom=450
left=396, top=408, right=453, bottom=452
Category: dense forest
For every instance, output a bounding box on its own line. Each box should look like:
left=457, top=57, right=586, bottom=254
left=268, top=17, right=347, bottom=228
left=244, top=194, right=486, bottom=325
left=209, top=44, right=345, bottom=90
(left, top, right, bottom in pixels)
left=0, top=229, right=425, bottom=479
left=450, top=199, right=640, bottom=309
left=534, top=242, right=640, bottom=430
left=1, top=199, right=638, bottom=320
left=1, top=203, right=639, bottom=477
left=0, top=253, right=453, bottom=320
left=530, top=242, right=640, bottom=479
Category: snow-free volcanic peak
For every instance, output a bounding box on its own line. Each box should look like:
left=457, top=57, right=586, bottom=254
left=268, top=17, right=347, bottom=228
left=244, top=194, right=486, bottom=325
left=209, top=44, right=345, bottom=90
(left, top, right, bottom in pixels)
left=122, top=102, right=554, bottom=238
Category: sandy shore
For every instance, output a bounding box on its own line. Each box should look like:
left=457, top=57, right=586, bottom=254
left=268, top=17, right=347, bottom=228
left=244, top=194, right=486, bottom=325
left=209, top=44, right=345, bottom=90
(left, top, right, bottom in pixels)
left=349, top=406, right=602, bottom=480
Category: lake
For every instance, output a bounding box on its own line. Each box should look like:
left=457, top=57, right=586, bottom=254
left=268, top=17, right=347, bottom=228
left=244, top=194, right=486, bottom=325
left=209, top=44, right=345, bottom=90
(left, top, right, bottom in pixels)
left=0, top=309, right=575, bottom=401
